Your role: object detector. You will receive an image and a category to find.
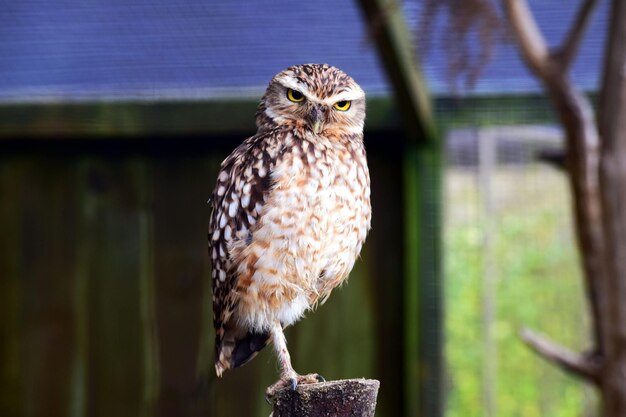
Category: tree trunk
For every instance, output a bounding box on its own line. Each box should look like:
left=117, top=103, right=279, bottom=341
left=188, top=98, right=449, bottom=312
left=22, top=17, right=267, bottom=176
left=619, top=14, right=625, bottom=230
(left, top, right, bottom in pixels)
left=597, top=0, right=626, bottom=414
left=503, top=0, right=605, bottom=373
left=504, top=0, right=626, bottom=415
left=542, top=73, right=606, bottom=355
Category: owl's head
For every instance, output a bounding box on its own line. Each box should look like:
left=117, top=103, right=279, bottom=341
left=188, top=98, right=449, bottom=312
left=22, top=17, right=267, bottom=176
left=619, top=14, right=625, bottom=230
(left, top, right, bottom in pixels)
left=256, top=64, right=365, bottom=136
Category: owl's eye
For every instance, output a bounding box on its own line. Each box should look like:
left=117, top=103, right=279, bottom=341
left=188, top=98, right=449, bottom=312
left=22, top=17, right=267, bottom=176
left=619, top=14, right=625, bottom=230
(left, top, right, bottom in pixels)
left=287, top=89, right=305, bottom=103
left=333, top=100, right=351, bottom=111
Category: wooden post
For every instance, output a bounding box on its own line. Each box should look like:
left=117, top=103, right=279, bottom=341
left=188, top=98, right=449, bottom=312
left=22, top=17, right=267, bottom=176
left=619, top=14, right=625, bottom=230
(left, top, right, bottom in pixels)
left=356, top=1, right=442, bottom=416
left=478, top=129, right=497, bottom=417
left=271, top=379, right=380, bottom=417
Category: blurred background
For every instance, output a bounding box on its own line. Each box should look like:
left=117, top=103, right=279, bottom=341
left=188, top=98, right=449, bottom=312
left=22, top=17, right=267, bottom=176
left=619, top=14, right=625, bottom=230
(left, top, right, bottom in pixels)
left=0, top=1, right=608, bottom=416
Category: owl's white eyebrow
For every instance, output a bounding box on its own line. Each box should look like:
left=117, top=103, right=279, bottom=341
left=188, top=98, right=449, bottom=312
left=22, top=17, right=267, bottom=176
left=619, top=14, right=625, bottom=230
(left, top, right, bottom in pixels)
left=318, top=90, right=364, bottom=105
left=277, top=76, right=364, bottom=104
left=278, top=77, right=312, bottom=97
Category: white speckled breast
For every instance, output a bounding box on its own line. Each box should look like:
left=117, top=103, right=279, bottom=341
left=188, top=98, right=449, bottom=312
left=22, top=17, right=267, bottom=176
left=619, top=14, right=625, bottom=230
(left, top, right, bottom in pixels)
left=231, top=132, right=371, bottom=331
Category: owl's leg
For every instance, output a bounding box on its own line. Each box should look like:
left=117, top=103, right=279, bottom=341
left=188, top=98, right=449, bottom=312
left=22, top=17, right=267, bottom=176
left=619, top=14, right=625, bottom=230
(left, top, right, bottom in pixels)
left=265, top=321, right=324, bottom=399
left=272, top=321, right=297, bottom=383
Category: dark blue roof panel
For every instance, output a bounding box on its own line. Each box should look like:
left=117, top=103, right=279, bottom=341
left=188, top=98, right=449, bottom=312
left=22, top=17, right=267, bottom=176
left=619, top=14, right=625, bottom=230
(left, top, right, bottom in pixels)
left=0, top=0, right=608, bottom=102
left=0, top=0, right=388, bottom=101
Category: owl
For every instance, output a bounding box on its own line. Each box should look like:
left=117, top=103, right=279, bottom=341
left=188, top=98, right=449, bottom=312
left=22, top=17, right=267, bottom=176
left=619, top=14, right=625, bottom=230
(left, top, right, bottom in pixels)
left=208, top=63, right=371, bottom=398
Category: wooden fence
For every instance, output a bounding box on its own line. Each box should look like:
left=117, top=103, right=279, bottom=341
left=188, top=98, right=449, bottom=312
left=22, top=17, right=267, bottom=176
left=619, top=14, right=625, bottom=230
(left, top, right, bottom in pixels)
left=0, top=129, right=431, bottom=416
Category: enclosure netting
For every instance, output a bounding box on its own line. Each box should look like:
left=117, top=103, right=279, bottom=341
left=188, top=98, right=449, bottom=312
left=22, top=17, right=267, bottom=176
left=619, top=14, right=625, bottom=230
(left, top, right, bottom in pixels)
left=440, top=100, right=597, bottom=417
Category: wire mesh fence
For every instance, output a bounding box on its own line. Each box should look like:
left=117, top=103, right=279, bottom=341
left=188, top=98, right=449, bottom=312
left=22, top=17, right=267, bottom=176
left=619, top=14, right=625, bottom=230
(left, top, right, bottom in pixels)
left=443, top=118, right=598, bottom=417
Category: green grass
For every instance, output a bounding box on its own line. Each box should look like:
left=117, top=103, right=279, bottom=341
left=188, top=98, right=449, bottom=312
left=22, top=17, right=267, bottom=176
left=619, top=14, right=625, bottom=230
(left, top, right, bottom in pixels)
left=445, top=165, right=597, bottom=417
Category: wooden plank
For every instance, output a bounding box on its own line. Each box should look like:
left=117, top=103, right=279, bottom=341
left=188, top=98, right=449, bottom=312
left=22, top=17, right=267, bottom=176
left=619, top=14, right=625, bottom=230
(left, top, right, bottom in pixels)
left=0, top=101, right=256, bottom=138
left=0, top=158, right=24, bottom=416
left=22, top=157, right=77, bottom=417
left=0, top=157, right=79, bottom=417
left=363, top=146, right=407, bottom=417
left=404, top=142, right=443, bottom=417
left=76, top=158, right=156, bottom=417
left=151, top=155, right=219, bottom=417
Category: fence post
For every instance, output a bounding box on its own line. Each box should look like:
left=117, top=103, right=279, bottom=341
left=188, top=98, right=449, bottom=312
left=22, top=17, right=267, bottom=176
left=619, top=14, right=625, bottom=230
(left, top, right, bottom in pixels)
left=271, top=379, right=380, bottom=417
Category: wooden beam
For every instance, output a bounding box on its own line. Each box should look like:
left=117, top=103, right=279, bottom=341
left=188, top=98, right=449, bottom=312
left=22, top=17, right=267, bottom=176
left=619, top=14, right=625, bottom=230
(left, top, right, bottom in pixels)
left=0, top=97, right=404, bottom=139
left=356, top=0, right=437, bottom=142
left=0, top=93, right=577, bottom=140
left=356, top=1, right=442, bottom=417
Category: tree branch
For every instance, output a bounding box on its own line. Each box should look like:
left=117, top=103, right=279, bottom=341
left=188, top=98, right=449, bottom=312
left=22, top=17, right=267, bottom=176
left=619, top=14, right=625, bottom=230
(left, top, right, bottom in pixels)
left=520, top=327, right=601, bottom=384
left=502, top=0, right=549, bottom=76
left=504, top=0, right=606, bottom=357
left=556, top=0, right=600, bottom=71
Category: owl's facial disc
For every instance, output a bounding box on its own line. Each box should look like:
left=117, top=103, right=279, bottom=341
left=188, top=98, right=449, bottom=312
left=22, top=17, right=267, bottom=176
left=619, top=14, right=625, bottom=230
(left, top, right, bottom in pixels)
left=261, top=66, right=365, bottom=135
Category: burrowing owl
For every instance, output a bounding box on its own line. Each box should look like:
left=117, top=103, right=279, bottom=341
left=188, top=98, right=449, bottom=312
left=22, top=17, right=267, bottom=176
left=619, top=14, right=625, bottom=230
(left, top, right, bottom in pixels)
left=208, top=64, right=371, bottom=397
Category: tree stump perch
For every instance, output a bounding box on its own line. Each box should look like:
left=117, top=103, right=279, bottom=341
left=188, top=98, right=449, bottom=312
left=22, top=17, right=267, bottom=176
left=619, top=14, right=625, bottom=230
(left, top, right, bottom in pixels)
left=271, top=378, right=380, bottom=417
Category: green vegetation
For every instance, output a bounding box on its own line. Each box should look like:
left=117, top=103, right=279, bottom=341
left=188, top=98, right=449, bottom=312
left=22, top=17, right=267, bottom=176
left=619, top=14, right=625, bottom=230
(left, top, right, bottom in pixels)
left=445, top=165, right=597, bottom=417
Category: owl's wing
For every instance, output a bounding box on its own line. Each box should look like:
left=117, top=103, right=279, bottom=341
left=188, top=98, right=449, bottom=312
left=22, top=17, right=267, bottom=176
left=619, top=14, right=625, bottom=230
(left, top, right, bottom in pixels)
left=208, top=128, right=280, bottom=375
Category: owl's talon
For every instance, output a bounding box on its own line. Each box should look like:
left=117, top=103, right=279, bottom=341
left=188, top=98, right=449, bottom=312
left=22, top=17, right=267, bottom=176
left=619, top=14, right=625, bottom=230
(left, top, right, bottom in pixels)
left=265, top=375, right=295, bottom=399
left=266, top=372, right=322, bottom=401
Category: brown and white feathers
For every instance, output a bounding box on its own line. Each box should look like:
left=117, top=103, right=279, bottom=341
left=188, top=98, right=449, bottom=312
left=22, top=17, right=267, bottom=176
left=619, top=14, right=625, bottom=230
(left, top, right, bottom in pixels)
left=208, top=64, right=371, bottom=376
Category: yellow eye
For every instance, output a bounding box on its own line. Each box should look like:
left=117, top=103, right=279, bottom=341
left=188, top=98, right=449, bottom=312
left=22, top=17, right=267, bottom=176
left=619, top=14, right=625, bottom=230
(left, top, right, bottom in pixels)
left=333, top=100, right=351, bottom=111
left=287, top=89, right=305, bottom=103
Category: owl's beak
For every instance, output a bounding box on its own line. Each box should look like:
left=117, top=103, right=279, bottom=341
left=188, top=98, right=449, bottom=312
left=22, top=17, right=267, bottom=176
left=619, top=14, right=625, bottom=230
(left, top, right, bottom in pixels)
left=312, top=120, right=322, bottom=135
left=308, top=105, right=327, bottom=134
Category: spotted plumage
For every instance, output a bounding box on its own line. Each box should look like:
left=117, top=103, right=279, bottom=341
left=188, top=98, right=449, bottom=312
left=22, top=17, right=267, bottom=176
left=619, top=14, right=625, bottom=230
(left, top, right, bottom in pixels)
left=208, top=64, right=371, bottom=396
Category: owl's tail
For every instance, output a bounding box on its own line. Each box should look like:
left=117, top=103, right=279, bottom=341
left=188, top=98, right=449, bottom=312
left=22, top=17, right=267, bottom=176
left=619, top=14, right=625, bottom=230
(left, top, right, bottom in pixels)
left=215, top=328, right=270, bottom=377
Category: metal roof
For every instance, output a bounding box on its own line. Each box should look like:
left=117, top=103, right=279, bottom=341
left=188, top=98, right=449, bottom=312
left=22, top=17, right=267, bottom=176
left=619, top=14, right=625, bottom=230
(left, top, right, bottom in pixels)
left=0, top=0, right=608, bottom=102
